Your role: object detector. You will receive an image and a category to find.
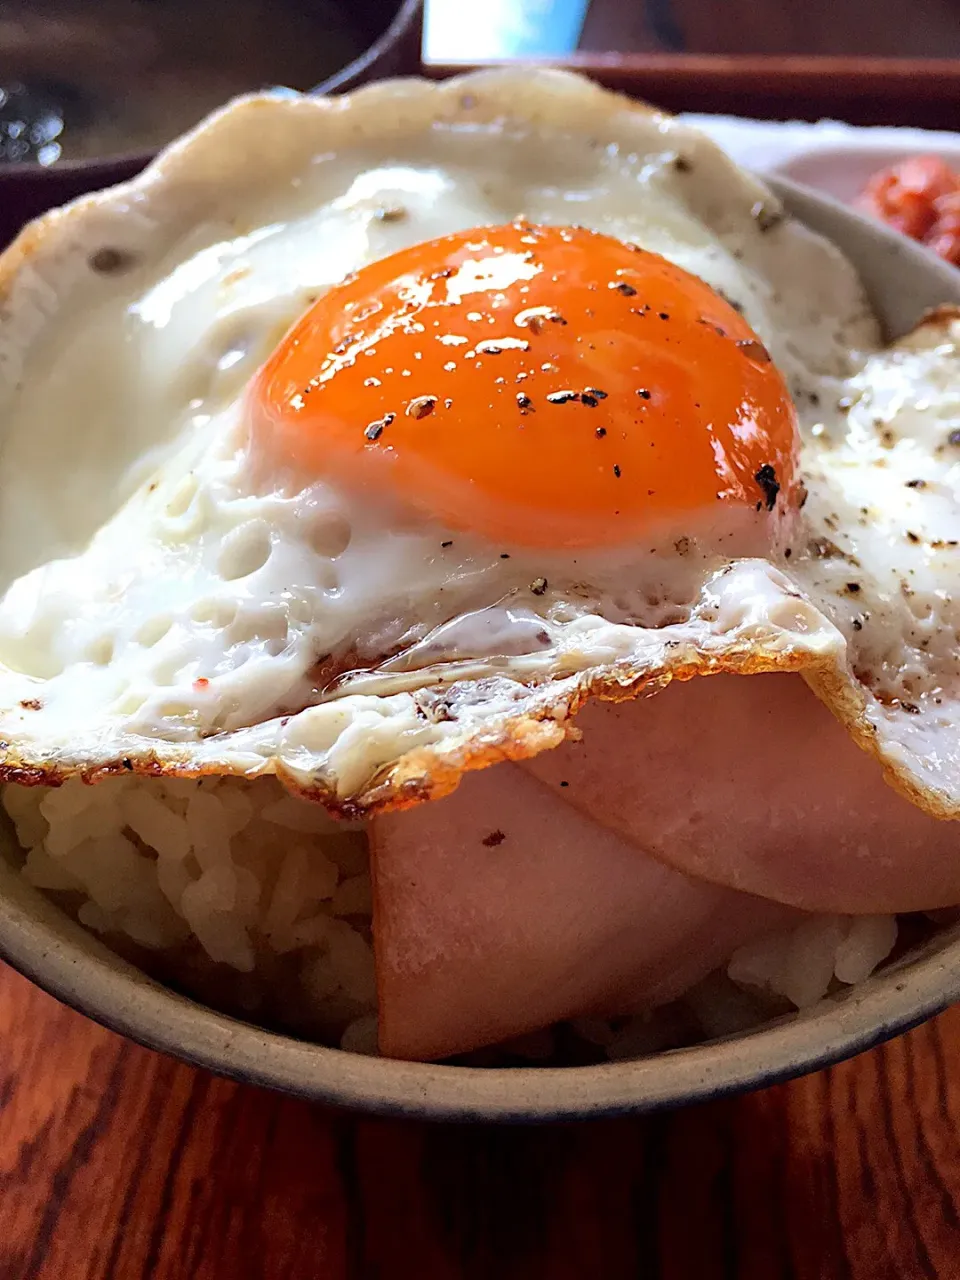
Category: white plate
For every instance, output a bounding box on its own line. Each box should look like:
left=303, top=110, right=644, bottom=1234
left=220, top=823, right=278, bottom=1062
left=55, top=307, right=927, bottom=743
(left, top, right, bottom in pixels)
left=775, top=141, right=960, bottom=205
left=681, top=114, right=960, bottom=205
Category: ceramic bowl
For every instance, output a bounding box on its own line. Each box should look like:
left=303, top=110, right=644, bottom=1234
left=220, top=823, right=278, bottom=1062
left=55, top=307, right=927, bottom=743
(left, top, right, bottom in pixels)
left=775, top=138, right=960, bottom=206
left=0, top=174, right=959, bottom=1121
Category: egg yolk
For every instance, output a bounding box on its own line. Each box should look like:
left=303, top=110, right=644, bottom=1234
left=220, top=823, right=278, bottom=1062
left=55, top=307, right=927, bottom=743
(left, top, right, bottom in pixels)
left=252, top=222, right=798, bottom=549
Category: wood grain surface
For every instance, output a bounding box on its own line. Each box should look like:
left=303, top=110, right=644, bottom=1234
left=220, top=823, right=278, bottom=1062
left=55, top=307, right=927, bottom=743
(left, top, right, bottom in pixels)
left=1, top=956, right=959, bottom=1279
left=423, top=0, right=960, bottom=129
left=577, top=0, right=960, bottom=57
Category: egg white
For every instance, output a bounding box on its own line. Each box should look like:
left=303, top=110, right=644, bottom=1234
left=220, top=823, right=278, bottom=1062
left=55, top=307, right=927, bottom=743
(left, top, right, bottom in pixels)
left=787, top=311, right=960, bottom=812
left=2, top=69, right=946, bottom=819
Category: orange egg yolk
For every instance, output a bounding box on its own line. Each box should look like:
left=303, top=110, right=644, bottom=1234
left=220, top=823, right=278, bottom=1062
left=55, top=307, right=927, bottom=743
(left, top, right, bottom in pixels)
left=252, top=222, right=798, bottom=549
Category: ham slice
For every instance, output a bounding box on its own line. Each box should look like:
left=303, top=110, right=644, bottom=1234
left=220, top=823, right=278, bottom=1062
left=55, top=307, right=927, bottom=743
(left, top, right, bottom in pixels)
left=524, top=672, right=960, bottom=914
left=369, top=763, right=796, bottom=1061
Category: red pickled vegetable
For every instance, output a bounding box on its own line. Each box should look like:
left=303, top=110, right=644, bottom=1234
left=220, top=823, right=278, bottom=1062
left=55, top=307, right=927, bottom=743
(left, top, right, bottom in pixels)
left=857, top=155, right=960, bottom=265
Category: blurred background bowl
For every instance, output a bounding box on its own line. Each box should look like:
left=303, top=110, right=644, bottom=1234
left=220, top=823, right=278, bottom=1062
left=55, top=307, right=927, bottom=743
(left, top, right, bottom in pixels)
left=0, top=0, right=422, bottom=248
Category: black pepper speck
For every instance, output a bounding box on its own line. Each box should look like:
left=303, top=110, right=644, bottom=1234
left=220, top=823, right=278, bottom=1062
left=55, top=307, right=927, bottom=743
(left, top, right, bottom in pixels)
left=405, top=395, right=437, bottom=420
left=717, top=290, right=744, bottom=314
left=754, top=463, right=780, bottom=511
left=364, top=409, right=395, bottom=441
left=90, top=247, right=138, bottom=275
left=737, top=339, right=772, bottom=364
left=751, top=201, right=785, bottom=233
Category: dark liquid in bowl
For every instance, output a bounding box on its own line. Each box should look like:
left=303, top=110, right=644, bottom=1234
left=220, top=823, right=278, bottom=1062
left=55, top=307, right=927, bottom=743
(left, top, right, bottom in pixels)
left=0, top=0, right=363, bottom=164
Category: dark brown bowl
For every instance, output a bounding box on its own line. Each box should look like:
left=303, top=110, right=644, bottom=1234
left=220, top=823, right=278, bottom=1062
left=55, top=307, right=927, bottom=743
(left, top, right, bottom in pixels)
left=0, top=0, right=423, bottom=251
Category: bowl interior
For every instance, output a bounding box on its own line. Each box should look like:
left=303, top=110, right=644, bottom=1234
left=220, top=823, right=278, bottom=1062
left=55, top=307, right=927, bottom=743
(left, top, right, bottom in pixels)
left=0, top=174, right=958, bottom=1121
left=768, top=172, right=960, bottom=332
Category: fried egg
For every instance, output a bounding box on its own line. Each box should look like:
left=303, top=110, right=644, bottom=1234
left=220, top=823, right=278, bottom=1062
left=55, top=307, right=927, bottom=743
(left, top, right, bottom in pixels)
left=0, top=69, right=952, bottom=827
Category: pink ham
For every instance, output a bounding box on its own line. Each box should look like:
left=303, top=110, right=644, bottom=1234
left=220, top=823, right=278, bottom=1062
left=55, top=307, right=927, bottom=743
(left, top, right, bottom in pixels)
left=369, top=763, right=796, bottom=1061
left=524, top=672, right=960, bottom=915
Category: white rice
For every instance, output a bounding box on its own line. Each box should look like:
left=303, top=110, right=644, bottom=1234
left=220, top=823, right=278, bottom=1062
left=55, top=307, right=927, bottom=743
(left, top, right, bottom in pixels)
left=0, top=775, right=901, bottom=1059
left=727, top=912, right=899, bottom=1007
left=3, top=774, right=376, bottom=1047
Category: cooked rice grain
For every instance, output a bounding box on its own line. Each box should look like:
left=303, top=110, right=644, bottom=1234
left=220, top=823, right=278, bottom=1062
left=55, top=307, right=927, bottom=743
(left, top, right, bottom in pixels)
left=0, top=775, right=902, bottom=1059
left=3, top=774, right=376, bottom=1047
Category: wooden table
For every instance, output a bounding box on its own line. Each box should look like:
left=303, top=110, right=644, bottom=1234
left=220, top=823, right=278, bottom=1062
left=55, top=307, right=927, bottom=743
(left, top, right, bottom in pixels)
left=1, top=955, right=958, bottom=1279
left=423, top=0, right=960, bottom=130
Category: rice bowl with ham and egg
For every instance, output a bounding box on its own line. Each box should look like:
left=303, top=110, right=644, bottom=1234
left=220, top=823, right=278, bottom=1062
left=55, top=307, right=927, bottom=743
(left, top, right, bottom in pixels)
left=0, top=768, right=905, bottom=1062
left=0, top=69, right=959, bottom=1069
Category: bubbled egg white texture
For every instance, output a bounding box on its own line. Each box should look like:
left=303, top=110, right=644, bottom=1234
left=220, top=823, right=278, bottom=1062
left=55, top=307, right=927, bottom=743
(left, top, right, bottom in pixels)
left=0, top=70, right=948, bottom=813
left=788, top=313, right=960, bottom=812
